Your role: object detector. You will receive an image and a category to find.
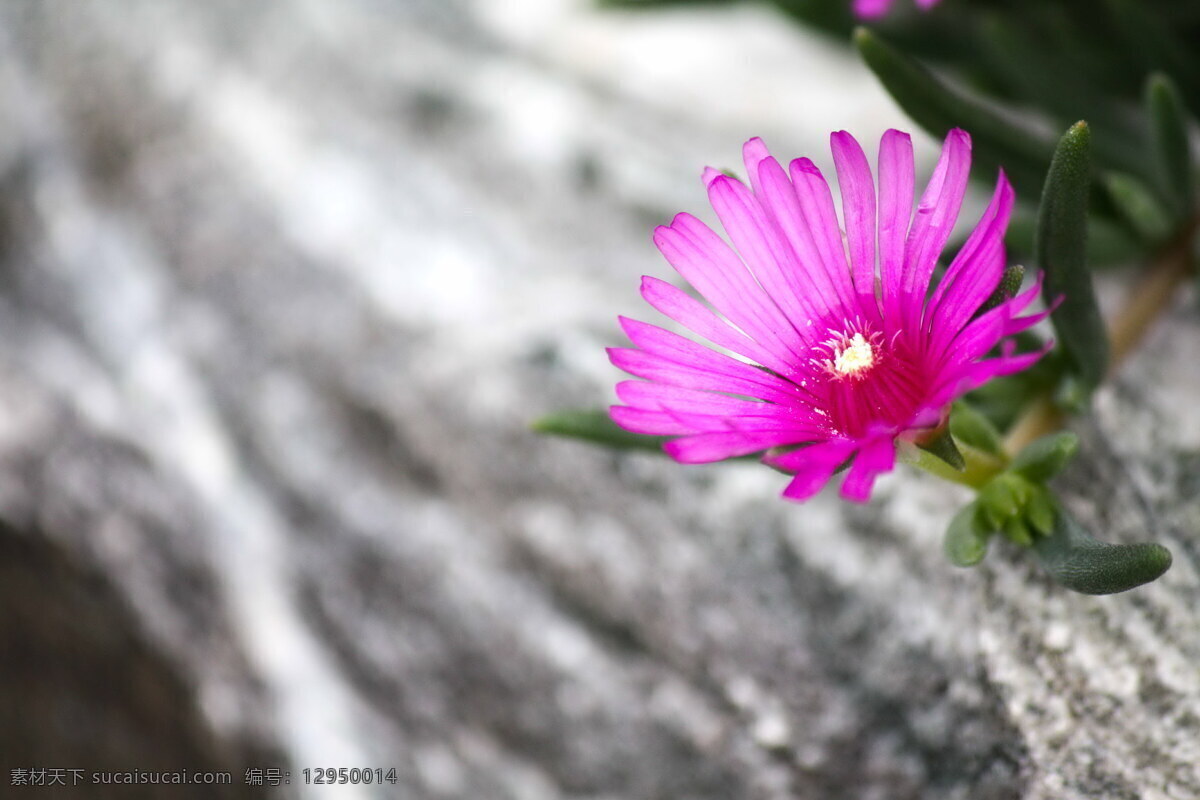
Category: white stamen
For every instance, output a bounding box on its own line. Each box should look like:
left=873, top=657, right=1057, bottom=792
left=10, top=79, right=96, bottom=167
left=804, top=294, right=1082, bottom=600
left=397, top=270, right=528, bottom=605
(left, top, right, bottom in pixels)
left=829, top=332, right=876, bottom=378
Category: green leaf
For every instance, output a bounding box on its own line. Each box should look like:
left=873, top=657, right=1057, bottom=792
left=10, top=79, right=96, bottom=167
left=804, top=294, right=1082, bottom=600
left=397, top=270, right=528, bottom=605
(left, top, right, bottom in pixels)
left=948, top=401, right=1004, bottom=457
left=943, top=503, right=991, bottom=567
left=1146, top=73, right=1195, bottom=220
left=532, top=409, right=667, bottom=452
left=1009, top=431, right=1080, bottom=483
left=1102, top=171, right=1173, bottom=243
left=854, top=28, right=1055, bottom=200
left=1026, top=487, right=1056, bottom=536
left=1037, top=121, right=1109, bottom=405
left=1033, top=505, right=1173, bottom=594
left=978, top=473, right=1025, bottom=528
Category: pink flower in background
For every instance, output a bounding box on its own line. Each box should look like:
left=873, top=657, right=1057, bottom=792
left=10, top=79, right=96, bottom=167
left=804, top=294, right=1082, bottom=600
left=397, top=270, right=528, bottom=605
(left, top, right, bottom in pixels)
left=854, top=0, right=941, bottom=20
left=608, top=129, right=1048, bottom=502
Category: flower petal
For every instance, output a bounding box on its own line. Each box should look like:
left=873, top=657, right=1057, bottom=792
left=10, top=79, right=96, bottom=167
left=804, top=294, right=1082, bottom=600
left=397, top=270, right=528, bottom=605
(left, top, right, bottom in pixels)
left=755, top=155, right=857, bottom=318
left=831, top=130, right=878, bottom=302
left=877, top=129, right=914, bottom=327
left=656, top=214, right=806, bottom=362
left=665, top=429, right=814, bottom=463
left=639, top=276, right=793, bottom=375
left=902, top=128, right=971, bottom=331
left=769, top=439, right=857, bottom=501
left=925, top=170, right=1014, bottom=345
left=708, top=175, right=827, bottom=336
left=839, top=438, right=896, bottom=502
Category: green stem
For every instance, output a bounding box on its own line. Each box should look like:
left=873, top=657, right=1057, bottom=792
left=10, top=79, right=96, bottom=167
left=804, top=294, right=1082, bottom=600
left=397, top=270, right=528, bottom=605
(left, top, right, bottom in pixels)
left=899, top=440, right=1007, bottom=490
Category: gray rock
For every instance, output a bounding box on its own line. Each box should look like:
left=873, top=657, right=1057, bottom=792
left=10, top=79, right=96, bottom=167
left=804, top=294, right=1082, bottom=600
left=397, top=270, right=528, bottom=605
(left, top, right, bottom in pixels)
left=0, top=1, right=1195, bottom=798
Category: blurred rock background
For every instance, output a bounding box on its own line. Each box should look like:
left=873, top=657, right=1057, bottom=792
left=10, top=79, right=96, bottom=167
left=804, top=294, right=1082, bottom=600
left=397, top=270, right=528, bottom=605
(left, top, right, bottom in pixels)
left=0, top=1, right=1197, bottom=798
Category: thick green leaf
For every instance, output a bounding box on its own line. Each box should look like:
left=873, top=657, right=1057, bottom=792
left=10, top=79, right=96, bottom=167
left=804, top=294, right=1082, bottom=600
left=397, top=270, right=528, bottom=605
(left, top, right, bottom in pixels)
left=1009, top=431, right=1080, bottom=482
left=532, top=409, right=668, bottom=452
left=1037, top=121, right=1109, bottom=406
left=943, top=503, right=991, bottom=567
left=854, top=28, right=1054, bottom=200
left=1146, top=73, right=1195, bottom=220
left=1033, top=505, right=1173, bottom=594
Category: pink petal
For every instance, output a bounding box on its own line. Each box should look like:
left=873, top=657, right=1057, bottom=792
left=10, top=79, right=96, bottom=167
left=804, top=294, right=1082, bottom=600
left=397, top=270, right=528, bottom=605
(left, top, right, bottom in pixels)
left=607, top=346, right=801, bottom=405
left=769, top=439, right=857, bottom=501
left=925, top=171, right=1015, bottom=347
left=639, top=276, right=793, bottom=375
left=839, top=438, right=896, bottom=502
left=657, top=215, right=806, bottom=362
left=853, top=0, right=894, bottom=18
left=877, top=129, right=915, bottom=326
left=790, top=158, right=857, bottom=314
left=831, top=131, right=878, bottom=302
left=665, top=429, right=814, bottom=464
left=901, top=128, right=972, bottom=331
left=708, top=176, right=825, bottom=332
left=755, top=155, right=856, bottom=319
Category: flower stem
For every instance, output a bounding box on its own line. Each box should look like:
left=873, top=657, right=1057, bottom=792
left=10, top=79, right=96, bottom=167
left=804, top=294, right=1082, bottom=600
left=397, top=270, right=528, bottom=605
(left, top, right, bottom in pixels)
left=1004, top=216, right=1199, bottom=454
left=899, top=440, right=1006, bottom=489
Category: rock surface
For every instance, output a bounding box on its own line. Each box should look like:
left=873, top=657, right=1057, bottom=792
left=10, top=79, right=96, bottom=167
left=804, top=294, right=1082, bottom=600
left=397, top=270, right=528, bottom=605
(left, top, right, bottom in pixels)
left=0, top=1, right=1196, bottom=799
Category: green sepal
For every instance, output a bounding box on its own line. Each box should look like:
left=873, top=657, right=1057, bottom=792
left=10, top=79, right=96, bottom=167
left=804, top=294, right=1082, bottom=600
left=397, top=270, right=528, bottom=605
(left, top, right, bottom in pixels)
left=916, top=425, right=966, bottom=472
left=1145, top=72, right=1195, bottom=221
left=943, top=502, right=991, bottom=568
left=977, top=265, right=1025, bottom=317
left=1033, top=504, right=1173, bottom=594
left=854, top=28, right=1053, bottom=200
left=1102, top=171, right=1173, bottom=244
left=1037, top=121, right=1109, bottom=404
left=531, top=409, right=668, bottom=452
left=948, top=401, right=1004, bottom=457
left=1009, top=431, right=1080, bottom=483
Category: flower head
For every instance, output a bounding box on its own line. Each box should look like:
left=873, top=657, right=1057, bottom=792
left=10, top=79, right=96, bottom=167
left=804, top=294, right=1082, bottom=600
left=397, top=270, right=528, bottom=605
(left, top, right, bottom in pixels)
left=608, top=129, right=1049, bottom=502
left=854, top=0, right=941, bottom=20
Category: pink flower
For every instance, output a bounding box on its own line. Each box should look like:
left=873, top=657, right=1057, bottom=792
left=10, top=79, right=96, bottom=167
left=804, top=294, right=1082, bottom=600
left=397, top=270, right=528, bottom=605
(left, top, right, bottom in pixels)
left=854, top=0, right=941, bottom=20
left=608, top=129, right=1049, bottom=503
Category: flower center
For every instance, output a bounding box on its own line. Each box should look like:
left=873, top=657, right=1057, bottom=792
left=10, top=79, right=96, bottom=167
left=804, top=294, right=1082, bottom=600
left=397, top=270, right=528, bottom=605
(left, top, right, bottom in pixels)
left=825, top=331, right=879, bottom=380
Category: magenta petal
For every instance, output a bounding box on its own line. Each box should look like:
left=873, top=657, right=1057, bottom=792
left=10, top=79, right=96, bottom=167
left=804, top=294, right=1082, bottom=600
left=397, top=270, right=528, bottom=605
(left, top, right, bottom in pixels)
left=658, top=214, right=806, bottom=361
left=902, top=128, right=971, bottom=331
left=607, top=347, right=800, bottom=405
left=925, top=171, right=1014, bottom=345
left=665, top=429, right=811, bottom=464
left=639, top=276, right=793, bottom=375
left=877, top=129, right=914, bottom=326
left=755, top=155, right=856, bottom=319
left=708, top=175, right=823, bottom=334
left=790, top=158, right=855, bottom=306
left=839, top=439, right=896, bottom=502
left=831, top=131, right=878, bottom=301
left=853, top=0, right=894, bottom=18
left=770, top=440, right=856, bottom=501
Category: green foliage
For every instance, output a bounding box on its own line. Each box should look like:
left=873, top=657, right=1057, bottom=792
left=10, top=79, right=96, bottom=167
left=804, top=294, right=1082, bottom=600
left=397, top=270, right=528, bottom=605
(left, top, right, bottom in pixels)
left=1033, top=505, right=1173, bottom=594
left=532, top=409, right=668, bottom=452
left=1037, top=122, right=1109, bottom=409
